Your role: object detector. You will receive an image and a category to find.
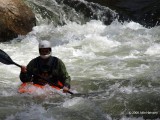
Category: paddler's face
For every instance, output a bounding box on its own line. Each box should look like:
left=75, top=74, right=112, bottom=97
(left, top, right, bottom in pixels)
left=39, top=48, right=51, bottom=55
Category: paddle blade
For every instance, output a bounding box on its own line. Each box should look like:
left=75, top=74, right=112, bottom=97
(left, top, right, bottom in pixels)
left=0, top=49, right=14, bottom=65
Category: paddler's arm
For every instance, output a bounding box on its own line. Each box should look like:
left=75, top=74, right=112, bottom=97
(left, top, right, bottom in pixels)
left=58, top=59, right=71, bottom=92
left=19, top=66, right=30, bottom=82
left=19, top=60, right=34, bottom=82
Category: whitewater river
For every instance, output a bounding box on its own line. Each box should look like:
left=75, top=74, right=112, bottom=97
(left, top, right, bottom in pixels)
left=1, top=1, right=160, bottom=120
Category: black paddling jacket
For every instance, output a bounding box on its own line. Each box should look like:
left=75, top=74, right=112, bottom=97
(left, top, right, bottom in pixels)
left=19, top=56, right=71, bottom=88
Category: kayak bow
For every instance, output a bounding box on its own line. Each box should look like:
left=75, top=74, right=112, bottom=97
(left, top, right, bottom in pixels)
left=18, top=82, right=61, bottom=94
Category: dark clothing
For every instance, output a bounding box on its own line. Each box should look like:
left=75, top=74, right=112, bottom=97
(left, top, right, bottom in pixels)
left=19, top=56, right=71, bottom=88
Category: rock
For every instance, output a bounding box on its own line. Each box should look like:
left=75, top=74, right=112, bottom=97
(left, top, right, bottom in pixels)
left=61, top=0, right=116, bottom=25
left=0, top=0, right=36, bottom=41
left=61, top=0, right=160, bottom=27
left=84, top=0, right=160, bottom=27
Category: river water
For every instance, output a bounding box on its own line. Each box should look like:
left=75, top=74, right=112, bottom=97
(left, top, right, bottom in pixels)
left=1, top=0, right=160, bottom=120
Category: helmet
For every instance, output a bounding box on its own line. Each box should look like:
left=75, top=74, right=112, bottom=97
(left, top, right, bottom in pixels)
left=39, top=40, right=52, bottom=59
left=39, top=40, right=51, bottom=48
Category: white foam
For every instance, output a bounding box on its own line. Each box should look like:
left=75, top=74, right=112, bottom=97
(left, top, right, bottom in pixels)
left=145, top=44, right=160, bottom=56
left=123, top=21, right=143, bottom=30
left=62, top=97, right=84, bottom=108
left=5, top=104, right=55, bottom=120
left=119, top=86, right=138, bottom=94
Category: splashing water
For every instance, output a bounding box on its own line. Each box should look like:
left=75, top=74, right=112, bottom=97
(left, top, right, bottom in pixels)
left=1, top=1, right=160, bottom=119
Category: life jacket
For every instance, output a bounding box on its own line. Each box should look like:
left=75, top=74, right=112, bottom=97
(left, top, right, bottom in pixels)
left=32, top=56, right=64, bottom=88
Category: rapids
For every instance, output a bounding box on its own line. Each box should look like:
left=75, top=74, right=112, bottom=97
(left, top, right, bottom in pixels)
left=1, top=0, right=160, bottom=120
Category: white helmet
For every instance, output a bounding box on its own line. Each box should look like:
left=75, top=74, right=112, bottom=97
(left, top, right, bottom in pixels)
left=39, top=40, right=51, bottom=48
left=39, top=40, right=52, bottom=59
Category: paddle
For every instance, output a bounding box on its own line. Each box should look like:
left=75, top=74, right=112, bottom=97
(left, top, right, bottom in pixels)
left=0, top=49, right=73, bottom=95
left=0, top=49, right=21, bottom=67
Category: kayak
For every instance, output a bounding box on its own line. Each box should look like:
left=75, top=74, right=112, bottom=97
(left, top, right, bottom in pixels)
left=18, top=82, right=61, bottom=94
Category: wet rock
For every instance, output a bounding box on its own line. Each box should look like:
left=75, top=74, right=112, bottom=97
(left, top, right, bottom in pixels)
left=0, top=0, right=36, bottom=41
left=84, top=0, right=160, bottom=27
left=59, top=0, right=117, bottom=25
left=61, top=0, right=160, bottom=27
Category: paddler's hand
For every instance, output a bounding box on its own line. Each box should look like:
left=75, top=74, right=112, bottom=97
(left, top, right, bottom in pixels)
left=63, top=86, right=69, bottom=93
left=21, top=66, right=27, bottom=73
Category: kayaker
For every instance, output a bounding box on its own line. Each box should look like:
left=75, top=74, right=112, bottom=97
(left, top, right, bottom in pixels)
left=19, top=40, right=71, bottom=93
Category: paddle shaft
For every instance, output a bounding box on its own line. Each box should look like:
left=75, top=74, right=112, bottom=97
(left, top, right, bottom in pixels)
left=12, top=61, right=22, bottom=68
